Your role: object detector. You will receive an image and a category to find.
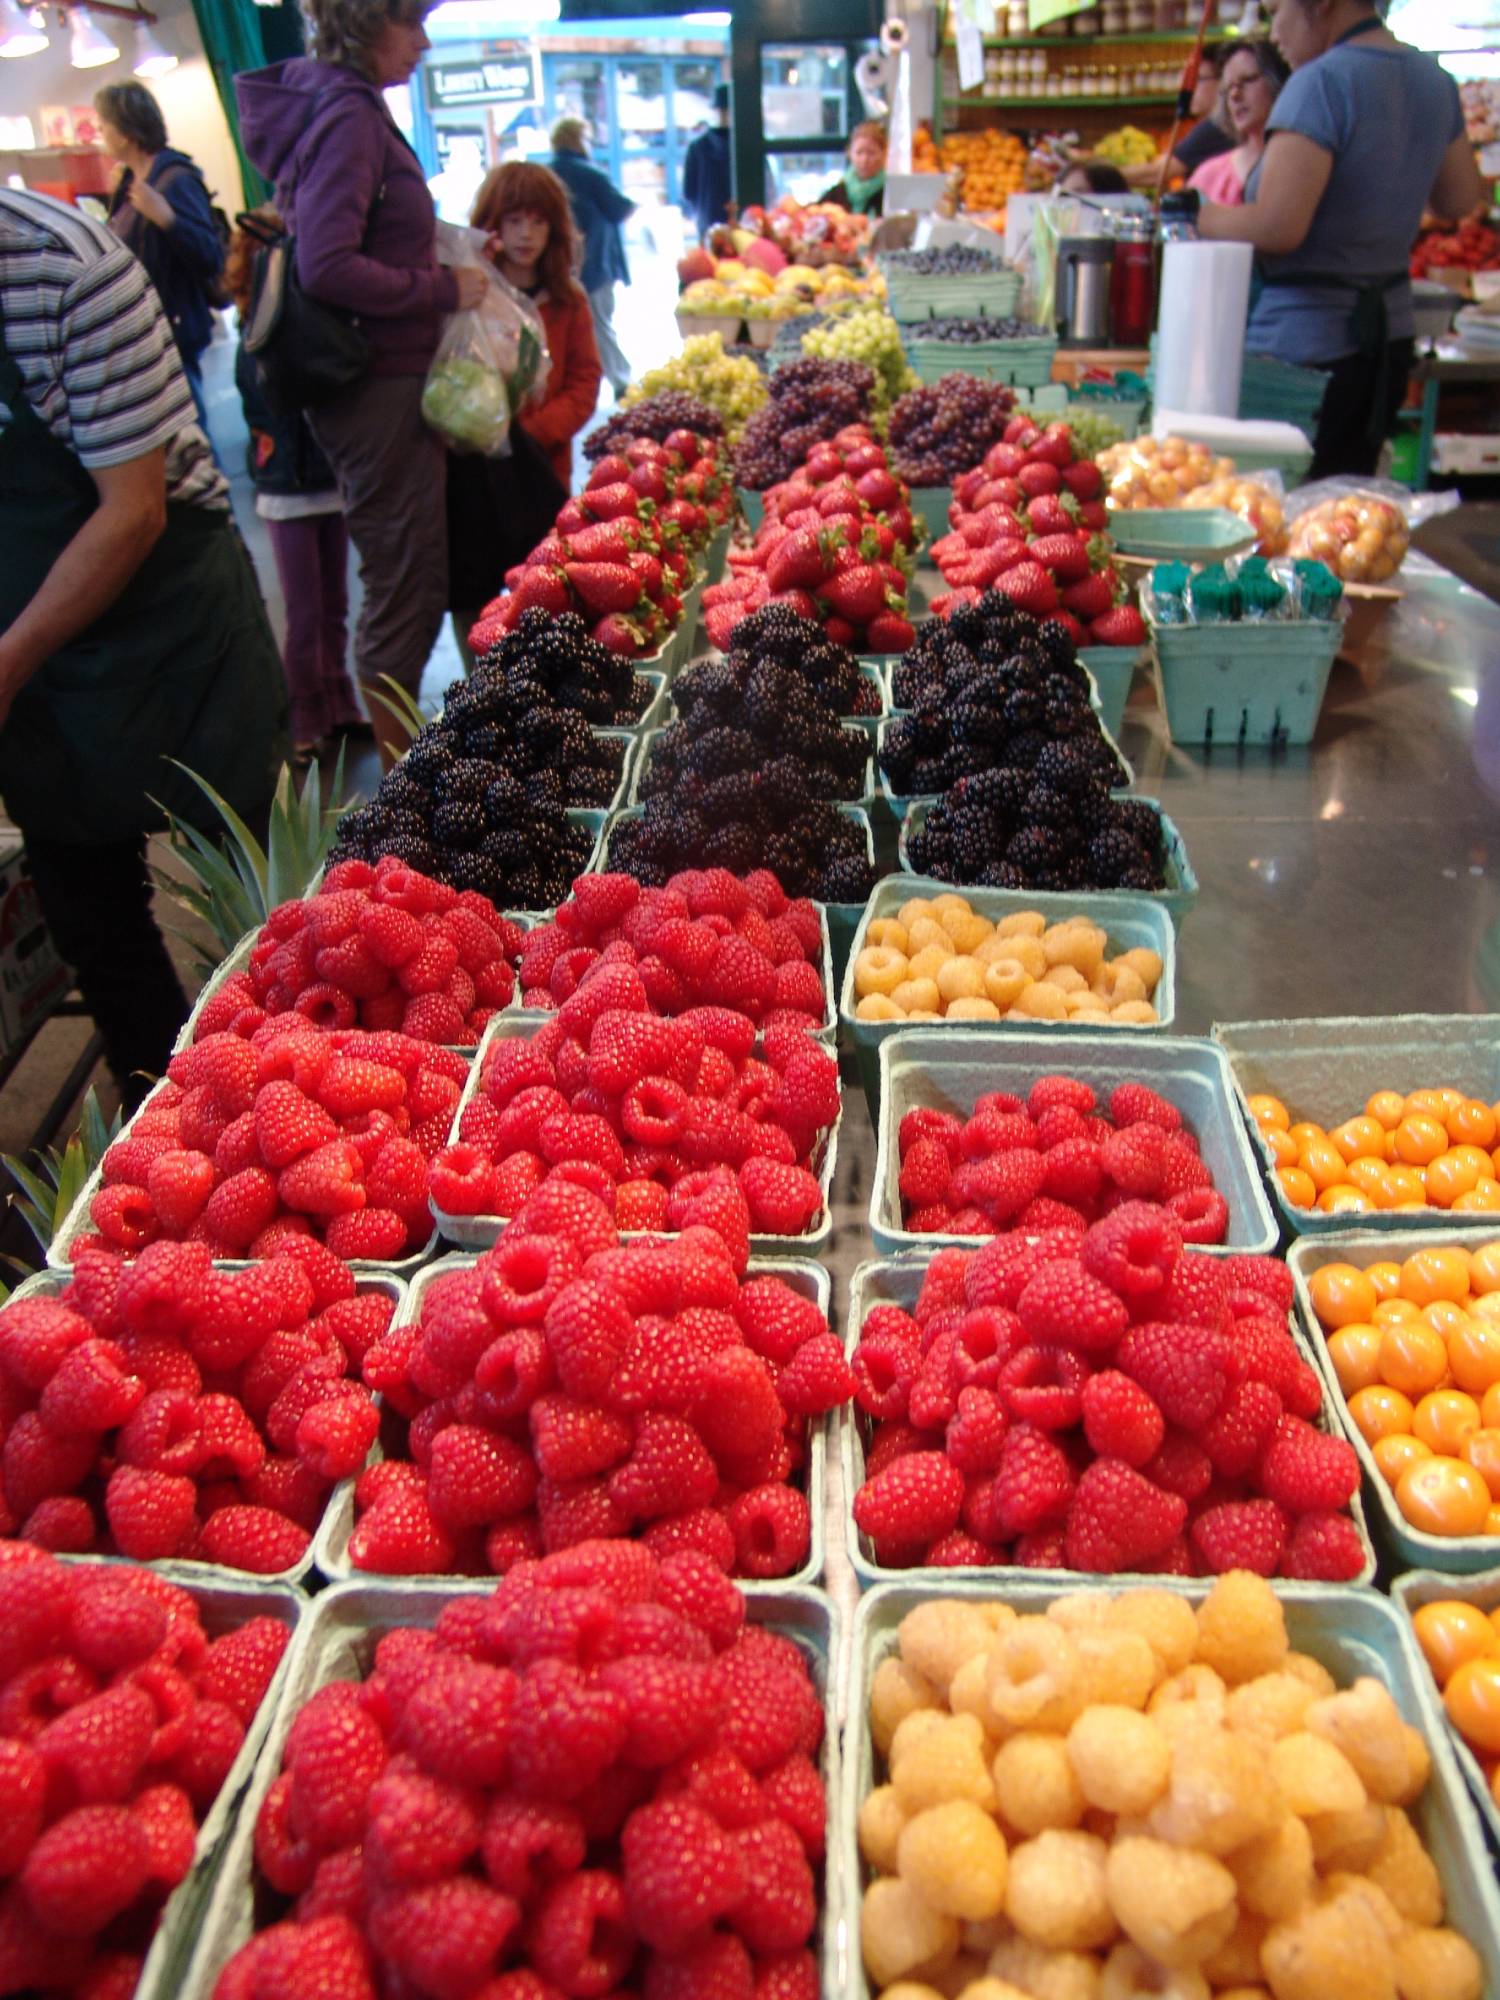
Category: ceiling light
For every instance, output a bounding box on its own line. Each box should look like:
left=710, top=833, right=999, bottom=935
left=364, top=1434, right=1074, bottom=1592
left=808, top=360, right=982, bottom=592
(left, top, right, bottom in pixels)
left=682, top=10, right=732, bottom=23
left=69, top=6, right=119, bottom=66
left=132, top=17, right=175, bottom=72
left=0, top=0, right=48, bottom=57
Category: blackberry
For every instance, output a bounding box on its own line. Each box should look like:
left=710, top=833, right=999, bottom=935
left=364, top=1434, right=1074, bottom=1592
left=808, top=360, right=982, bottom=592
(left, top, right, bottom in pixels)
left=1120, top=864, right=1165, bottom=890
left=913, top=755, right=953, bottom=793
left=684, top=726, right=757, bottom=779
left=380, top=768, right=430, bottom=814
left=1111, top=798, right=1165, bottom=858
left=1005, top=825, right=1072, bottom=880
left=956, top=766, right=1029, bottom=823
left=483, top=774, right=527, bottom=827
left=1003, top=689, right=1044, bottom=732
left=1026, top=783, right=1076, bottom=832
left=675, top=659, right=744, bottom=719
left=461, top=722, right=506, bottom=761
left=760, top=755, right=810, bottom=814
left=881, top=717, right=920, bottom=789
left=950, top=809, right=993, bottom=881
left=383, top=835, right=439, bottom=875
left=1032, top=740, right=1092, bottom=792
left=625, top=674, right=654, bottom=717
left=1073, top=786, right=1117, bottom=837
left=980, top=861, right=1028, bottom=889
left=382, top=810, right=429, bottom=848
left=1007, top=729, right=1050, bottom=769
left=1035, top=618, right=1077, bottom=670
left=1087, top=828, right=1148, bottom=886
left=405, top=730, right=460, bottom=784
left=701, top=771, right=761, bottom=826
left=1043, top=696, right=1089, bottom=739
left=434, top=757, right=497, bottom=805
left=820, top=853, right=875, bottom=901
left=431, top=798, right=486, bottom=851
left=567, top=766, right=619, bottom=807
left=701, top=821, right=759, bottom=872
left=524, top=769, right=564, bottom=811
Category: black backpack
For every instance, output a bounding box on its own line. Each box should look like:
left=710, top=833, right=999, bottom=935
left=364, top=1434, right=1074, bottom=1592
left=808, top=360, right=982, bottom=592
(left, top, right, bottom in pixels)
left=238, top=206, right=371, bottom=416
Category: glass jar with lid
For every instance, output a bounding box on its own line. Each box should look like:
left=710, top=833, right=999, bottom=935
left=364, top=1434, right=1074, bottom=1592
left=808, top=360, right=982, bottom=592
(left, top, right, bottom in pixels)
left=1101, top=0, right=1126, bottom=27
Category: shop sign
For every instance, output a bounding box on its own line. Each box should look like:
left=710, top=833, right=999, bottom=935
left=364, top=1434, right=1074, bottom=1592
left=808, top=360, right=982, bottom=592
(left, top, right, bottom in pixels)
left=426, top=57, right=536, bottom=107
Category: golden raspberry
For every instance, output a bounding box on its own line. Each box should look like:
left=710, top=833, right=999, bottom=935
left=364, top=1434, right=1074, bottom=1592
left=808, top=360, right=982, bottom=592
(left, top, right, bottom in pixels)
left=1148, top=1662, right=1228, bottom=1725
left=1004, top=1829, right=1116, bottom=1952
left=893, top=1711, right=998, bottom=1815
left=1303, top=1678, right=1413, bottom=1804
left=901, top=1601, right=1009, bottom=1697
left=1318, top=1872, right=1403, bottom=1944
left=1075, top=1630, right=1158, bottom=1712
left=992, top=1730, right=1086, bottom=1835
left=1281, top=1650, right=1337, bottom=1697
left=1148, top=1727, right=1281, bottom=1855
left=859, top=1782, right=909, bottom=1873
left=874, top=1655, right=942, bottom=1756
left=1269, top=1731, right=1367, bottom=1818
left=897, top=1801, right=1009, bottom=1921
left=861, top=1876, right=960, bottom=1989
left=950, top=1649, right=1008, bottom=1737
left=1393, top=1925, right=1484, bottom=2000
left=1066, top=1706, right=1170, bottom=1816
left=1362, top=1804, right=1444, bottom=1927
left=1225, top=1671, right=1318, bottom=1746
left=1226, top=1812, right=1314, bottom=1922
left=1203, top=1911, right=1271, bottom=1987
left=1104, top=1835, right=1238, bottom=1968
left=1194, top=1570, right=1288, bottom=1685
left=1303, top=1802, right=1387, bottom=1871
left=951, top=1982, right=1034, bottom=2000
left=988, top=1619, right=1086, bottom=1735
left=1104, top=1588, right=1200, bottom=1678
left=984, top=1936, right=1104, bottom=2000
left=875, top=1987, right=946, bottom=2000
left=1260, top=1885, right=1398, bottom=2000
left=1099, top=1940, right=1215, bottom=1998
left=1396, top=1723, right=1433, bottom=1806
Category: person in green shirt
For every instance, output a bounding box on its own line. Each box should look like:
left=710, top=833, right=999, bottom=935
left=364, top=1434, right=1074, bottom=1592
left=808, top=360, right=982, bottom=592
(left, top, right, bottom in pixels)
left=821, top=122, right=887, bottom=217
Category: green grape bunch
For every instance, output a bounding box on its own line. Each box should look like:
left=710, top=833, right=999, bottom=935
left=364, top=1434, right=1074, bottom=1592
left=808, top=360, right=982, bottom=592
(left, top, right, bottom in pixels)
left=800, top=303, right=917, bottom=419
left=624, top=334, right=768, bottom=445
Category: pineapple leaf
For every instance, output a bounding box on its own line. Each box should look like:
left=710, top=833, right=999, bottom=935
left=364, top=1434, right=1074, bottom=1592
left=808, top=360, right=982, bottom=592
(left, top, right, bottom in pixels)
left=367, top=676, right=426, bottom=746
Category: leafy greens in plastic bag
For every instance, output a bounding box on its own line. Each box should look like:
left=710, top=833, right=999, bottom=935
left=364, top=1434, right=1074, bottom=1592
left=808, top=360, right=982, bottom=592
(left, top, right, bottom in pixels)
left=423, top=223, right=552, bottom=457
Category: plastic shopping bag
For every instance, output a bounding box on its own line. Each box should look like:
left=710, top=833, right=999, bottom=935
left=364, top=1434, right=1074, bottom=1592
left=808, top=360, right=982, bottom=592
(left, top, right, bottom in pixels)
left=422, top=224, right=551, bottom=457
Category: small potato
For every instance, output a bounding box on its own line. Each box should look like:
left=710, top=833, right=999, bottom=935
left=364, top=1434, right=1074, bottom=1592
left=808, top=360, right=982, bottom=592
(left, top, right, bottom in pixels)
left=857, top=993, right=905, bottom=1021
left=1047, top=964, right=1087, bottom=995
left=937, top=956, right=987, bottom=1004
left=1117, top=946, right=1163, bottom=991
left=1012, top=981, right=1069, bottom=1022
left=996, top=910, right=1046, bottom=940
left=867, top=917, right=910, bottom=952
left=908, top=916, right=954, bottom=954
left=855, top=944, right=908, bottom=997
left=983, top=960, right=1030, bottom=1009
left=948, top=998, right=1003, bottom=1021
left=892, top=978, right=942, bottom=1015
left=1111, top=1001, right=1159, bottom=1025
left=909, top=941, right=956, bottom=980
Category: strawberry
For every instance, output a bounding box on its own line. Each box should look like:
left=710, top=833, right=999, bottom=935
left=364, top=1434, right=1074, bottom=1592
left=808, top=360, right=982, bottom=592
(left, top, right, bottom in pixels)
left=627, top=551, right=664, bottom=596
left=994, top=561, right=1059, bottom=615
left=1023, top=493, right=1078, bottom=536
left=1026, top=423, right=1074, bottom=467
left=1017, top=461, right=1062, bottom=499
left=588, top=453, right=633, bottom=486
left=764, top=529, right=831, bottom=592
left=820, top=565, right=892, bottom=624
left=564, top=520, right=642, bottom=561
left=1054, top=610, right=1087, bottom=645
left=855, top=467, right=902, bottom=511
left=865, top=612, right=915, bottom=653
left=983, top=441, right=1025, bottom=477
left=579, top=482, right=642, bottom=522
left=1062, top=570, right=1118, bottom=619
left=565, top=562, right=642, bottom=615
left=1089, top=604, right=1147, bottom=646
left=1027, top=533, right=1091, bottom=583
left=510, top=566, right=570, bottom=615
left=1062, top=458, right=1103, bottom=500
left=593, top=613, right=648, bottom=655
left=1078, top=499, right=1109, bottom=531
left=628, top=463, right=669, bottom=503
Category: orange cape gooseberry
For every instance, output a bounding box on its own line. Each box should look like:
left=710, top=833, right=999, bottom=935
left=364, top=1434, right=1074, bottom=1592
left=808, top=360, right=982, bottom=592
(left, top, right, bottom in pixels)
left=1411, top=1599, right=1496, bottom=1685
left=1396, top=1454, right=1491, bottom=1537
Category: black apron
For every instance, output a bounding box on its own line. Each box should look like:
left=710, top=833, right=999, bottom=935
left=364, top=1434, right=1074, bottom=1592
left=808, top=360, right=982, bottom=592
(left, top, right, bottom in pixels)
left=0, top=316, right=287, bottom=846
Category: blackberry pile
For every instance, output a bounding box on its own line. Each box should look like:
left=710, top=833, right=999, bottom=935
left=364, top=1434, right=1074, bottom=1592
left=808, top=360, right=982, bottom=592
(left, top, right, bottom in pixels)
left=473, top=610, right=653, bottom=727
left=733, top=357, right=877, bottom=490
left=683, top=604, right=880, bottom=718
left=644, top=670, right=868, bottom=805
left=882, top=662, right=1125, bottom=800
left=887, top=374, right=1017, bottom=487
left=610, top=795, right=874, bottom=903
left=582, top=391, right=725, bottom=463
left=882, top=245, right=1011, bottom=276
left=909, top=769, right=1166, bottom=893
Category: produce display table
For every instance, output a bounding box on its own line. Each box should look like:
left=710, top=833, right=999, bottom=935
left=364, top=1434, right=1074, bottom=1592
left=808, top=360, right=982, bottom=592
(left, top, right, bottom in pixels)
left=1048, top=344, right=1152, bottom=386
left=1407, top=342, right=1500, bottom=488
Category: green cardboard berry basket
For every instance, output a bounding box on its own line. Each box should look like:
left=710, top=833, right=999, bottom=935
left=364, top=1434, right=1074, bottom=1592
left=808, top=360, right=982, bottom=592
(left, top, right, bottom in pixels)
left=839, top=876, right=1177, bottom=1115
left=875, top=709, right=1135, bottom=822
left=869, top=1026, right=1278, bottom=1257
left=1108, top=506, right=1259, bottom=562
left=1146, top=603, right=1343, bottom=749
left=1393, top=1562, right=1500, bottom=1851
left=630, top=667, right=670, bottom=732
left=885, top=269, right=1023, bottom=322
left=1289, top=1226, right=1500, bottom=1577
left=705, top=516, right=733, bottom=585
left=907, top=484, right=954, bottom=541
left=312, top=1251, right=832, bottom=1593
left=629, top=725, right=876, bottom=815
left=1213, top=1014, right=1500, bottom=1239
left=839, top=1252, right=1376, bottom=1590
left=840, top=1574, right=1500, bottom=2000
left=168, top=1576, right=842, bottom=2000
left=897, top=795, right=1200, bottom=932
left=428, top=1012, right=841, bottom=1256
left=1077, top=642, right=1145, bottom=741
left=739, top=485, right=766, bottom=533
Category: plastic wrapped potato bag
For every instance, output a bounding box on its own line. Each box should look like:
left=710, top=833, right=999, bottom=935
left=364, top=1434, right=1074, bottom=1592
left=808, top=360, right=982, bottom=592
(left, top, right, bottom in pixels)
left=423, top=224, right=550, bottom=457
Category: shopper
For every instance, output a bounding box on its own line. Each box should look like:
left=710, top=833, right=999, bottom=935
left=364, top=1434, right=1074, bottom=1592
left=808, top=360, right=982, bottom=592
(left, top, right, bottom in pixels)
left=224, top=211, right=363, bottom=765
left=0, top=188, right=285, bottom=1105
left=95, top=81, right=225, bottom=437
left=1188, top=40, right=1288, bottom=206
left=683, top=81, right=733, bottom=241
left=1058, top=162, right=1130, bottom=197
left=449, top=161, right=601, bottom=663
left=821, top=123, right=887, bottom=218
left=1120, top=47, right=1233, bottom=188
left=1197, top=0, right=1483, bottom=475
left=237, top=0, right=489, bottom=770
left=548, top=116, right=634, bottom=401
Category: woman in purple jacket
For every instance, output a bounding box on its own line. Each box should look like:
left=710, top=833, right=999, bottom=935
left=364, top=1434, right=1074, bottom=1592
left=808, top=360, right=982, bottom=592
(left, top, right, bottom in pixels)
left=237, top=0, right=486, bottom=768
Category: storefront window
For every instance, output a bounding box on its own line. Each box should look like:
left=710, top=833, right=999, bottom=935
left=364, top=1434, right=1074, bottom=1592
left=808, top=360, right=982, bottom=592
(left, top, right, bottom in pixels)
left=760, top=43, right=847, bottom=141
left=765, top=151, right=846, bottom=205
left=550, top=57, right=607, bottom=151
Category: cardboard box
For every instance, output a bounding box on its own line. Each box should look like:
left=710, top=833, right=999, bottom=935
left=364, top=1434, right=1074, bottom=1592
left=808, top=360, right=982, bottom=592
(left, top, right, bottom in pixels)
left=0, top=844, right=71, bottom=1059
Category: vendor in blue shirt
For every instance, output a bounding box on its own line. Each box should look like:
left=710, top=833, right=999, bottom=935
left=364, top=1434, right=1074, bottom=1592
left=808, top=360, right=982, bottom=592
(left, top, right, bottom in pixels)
left=1196, top=0, right=1484, bottom=476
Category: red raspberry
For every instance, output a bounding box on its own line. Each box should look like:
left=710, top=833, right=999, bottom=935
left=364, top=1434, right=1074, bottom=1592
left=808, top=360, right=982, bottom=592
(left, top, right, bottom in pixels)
left=35, top=1338, right=143, bottom=1437
left=693, top=1348, right=789, bottom=1489
left=170, top=1033, right=259, bottom=1113
left=1064, top=1458, right=1187, bottom=1574
left=732, top=1816, right=817, bottom=1956
left=946, top=1150, right=1047, bottom=1226
left=645, top=1933, right=753, bottom=2000
left=200, top=1506, right=311, bottom=1575
left=1223, top=1253, right=1295, bottom=1315
left=1101, top=1123, right=1167, bottom=1198
left=368, top=1875, right=521, bottom=1998
left=479, top=1795, right=585, bottom=1901
left=195, top=1617, right=291, bottom=1725
left=104, top=1466, right=197, bottom=1561
left=898, top=1137, right=953, bottom=1209
left=1027, top=1075, right=1096, bottom=1117
left=1079, top=1201, right=1181, bottom=1301
left=753, top=1952, right=818, bottom=2000
left=1037, top=1136, right=1104, bottom=1207
left=1259, top=1417, right=1360, bottom=1516
left=1109, top=1081, right=1182, bottom=1131
left=598, top=1653, right=728, bottom=1766
left=296, top=1395, right=379, bottom=1483
left=852, top=1451, right=964, bottom=1556
left=1081, top=1370, right=1164, bottom=1467
left=363, top=1766, right=483, bottom=1888
left=133, top=1781, right=198, bottom=1888
left=943, top=1386, right=1008, bottom=1475
left=726, top=1485, right=810, bottom=1579
left=1116, top=1319, right=1231, bottom=1430
left=144, top=1149, right=217, bottom=1233
left=621, top=1797, right=747, bottom=1953
left=529, top=1396, right=632, bottom=1485
left=36, top=1682, right=154, bottom=1805
left=1236, top=1318, right=1324, bottom=1418
left=426, top=1425, right=537, bottom=1533
left=1281, top=1507, right=1366, bottom=1581
left=777, top=1333, right=856, bottom=1416
left=1168, top=1187, right=1229, bottom=1245
left=1190, top=1498, right=1289, bottom=1576
left=254, top=1083, right=338, bottom=1170
left=527, top=1870, right=634, bottom=1996
left=898, top=1107, right=963, bottom=1161
left=978, top=1422, right=1075, bottom=1539
left=643, top=1508, right=736, bottom=1573
left=326, top=1209, right=415, bottom=1261
left=737, top=1158, right=823, bottom=1237
left=1143, top=1430, right=1214, bottom=1503
left=850, top=1325, right=918, bottom=1422
left=1201, top=1378, right=1283, bottom=1478
left=89, top=1183, right=159, bottom=1251
left=349, top=1487, right=454, bottom=1575
left=0, top=1740, right=45, bottom=1874
left=1015, top=1258, right=1127, bottom=1355
left=998, top=1345, right=1088, bottom=1430
left=608, top=1414, right=719, bottom=1522
left=20, top=1803, right=150, bottom=1934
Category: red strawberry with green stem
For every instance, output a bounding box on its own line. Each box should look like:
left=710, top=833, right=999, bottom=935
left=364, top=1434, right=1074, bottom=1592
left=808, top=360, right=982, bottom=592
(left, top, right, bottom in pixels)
left=1089, top=605, right=1147, bottom=646
left=1028, top=533, right=1092, bottom=583
left=995, top=561, right=1059, bottom=615
left=820, top=564, right=895, bottom=625
left=565, top=563, right=644, bottom=615
left=765, top=529, right=832, bottom=593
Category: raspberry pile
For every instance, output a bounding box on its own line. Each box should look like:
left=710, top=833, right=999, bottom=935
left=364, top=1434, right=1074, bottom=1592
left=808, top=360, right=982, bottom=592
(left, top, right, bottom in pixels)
left=216, top=1539, right=822, bottom=2000
left=191, top=862, right=525, bottom=1052
left=515, top=871, right=830, bottom=1035
left=687, top=604, right=882, bottom=718
left=859, top=1573, right=1472, bottom=1999
left=850, top=1198, right=1366, bottom=1580
left=896, top=1077, right=1230, bottom=1243
left=429, top=993, right=838, bottom=1238
left=85, top=1025, right=465, bottom=1262
left=348, top=1199, right=853, bottom=1578
left=0, top=1242, right=388, bottom=1569
left=0, top=1548, right=290, bottom=1998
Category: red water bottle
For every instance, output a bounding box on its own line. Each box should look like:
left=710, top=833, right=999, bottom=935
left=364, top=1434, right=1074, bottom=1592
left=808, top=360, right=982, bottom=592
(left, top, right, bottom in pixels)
left=1109, top=214, right=1155, bottom=346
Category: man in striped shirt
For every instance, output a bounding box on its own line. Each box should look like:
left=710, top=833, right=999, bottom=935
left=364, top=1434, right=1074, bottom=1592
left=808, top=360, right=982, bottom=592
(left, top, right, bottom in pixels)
left=0, top=188, right=284, bottom=1101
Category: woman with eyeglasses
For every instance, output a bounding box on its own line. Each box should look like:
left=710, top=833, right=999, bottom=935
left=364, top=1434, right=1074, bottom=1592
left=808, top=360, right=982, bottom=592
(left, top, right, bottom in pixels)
left=1196, top=0, right=1484, bottom=475
left=1189, top=40, right=1289, bottom=206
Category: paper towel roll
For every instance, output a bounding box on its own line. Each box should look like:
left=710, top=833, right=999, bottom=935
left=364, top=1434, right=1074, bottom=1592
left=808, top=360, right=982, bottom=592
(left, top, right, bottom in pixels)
left=1155, top=240, right=1254, bottom=418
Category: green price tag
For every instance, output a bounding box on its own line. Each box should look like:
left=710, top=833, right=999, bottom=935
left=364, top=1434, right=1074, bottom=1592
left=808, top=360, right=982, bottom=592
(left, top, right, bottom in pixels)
left=1028, top=0, right=1089, bottom=25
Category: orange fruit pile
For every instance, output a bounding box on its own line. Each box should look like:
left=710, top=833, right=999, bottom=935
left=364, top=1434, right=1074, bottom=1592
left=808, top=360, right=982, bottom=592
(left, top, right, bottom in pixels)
left=1309, top=1242, right=1500, bottom=1538
left=1249, top=1086, right=1500, bottom=1216
left=938, top=129, right=1028, bottom=213
left=1411, top=1595, right=1500, bottom=1806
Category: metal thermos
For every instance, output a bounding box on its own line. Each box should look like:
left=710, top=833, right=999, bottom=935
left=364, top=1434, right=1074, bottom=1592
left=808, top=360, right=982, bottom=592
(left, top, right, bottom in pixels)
left=1055, top=235, right=1115, bottom=347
